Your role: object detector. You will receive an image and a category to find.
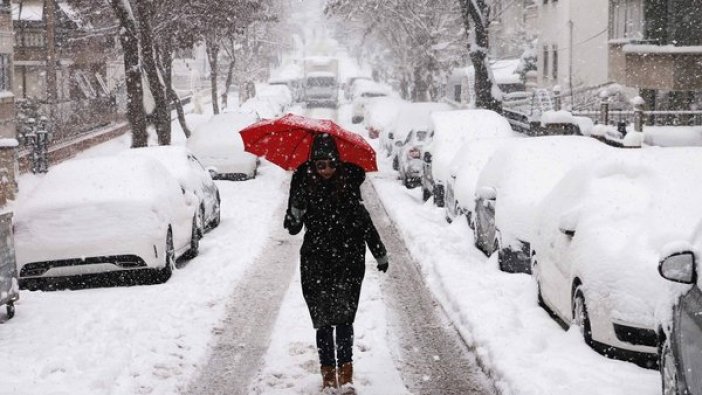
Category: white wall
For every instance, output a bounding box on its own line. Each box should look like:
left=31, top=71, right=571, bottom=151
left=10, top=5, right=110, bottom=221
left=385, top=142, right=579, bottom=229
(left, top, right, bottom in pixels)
left=537, top=0, right=609, bottom=90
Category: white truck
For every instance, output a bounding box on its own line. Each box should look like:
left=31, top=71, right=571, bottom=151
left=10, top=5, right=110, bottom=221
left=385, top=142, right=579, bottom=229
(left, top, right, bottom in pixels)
left=303, top=56, right=339, bottom=108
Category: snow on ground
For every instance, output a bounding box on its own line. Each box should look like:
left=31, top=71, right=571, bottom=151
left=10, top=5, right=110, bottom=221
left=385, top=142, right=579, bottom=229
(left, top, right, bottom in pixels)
left=0, top=104, right=290, bottom=395
left=248, top=262, right=409, bottom=394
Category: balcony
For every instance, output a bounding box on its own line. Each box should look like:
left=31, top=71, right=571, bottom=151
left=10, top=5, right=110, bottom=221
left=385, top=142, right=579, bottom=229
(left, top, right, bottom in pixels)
left=608, top=0, right=702, bottom=90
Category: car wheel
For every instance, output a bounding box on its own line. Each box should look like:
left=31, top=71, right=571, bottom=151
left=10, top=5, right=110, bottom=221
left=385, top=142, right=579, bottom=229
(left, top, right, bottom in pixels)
left=155, top=229, right=175, bottom=283
left=6, top=302, right=14, bottom=319
left=661, top=335, right=679, bottom=395
left=210, top=195, right=221, bottom=229
left=572, top=285, right=593, bottom=345
left=184, top=216, right=200, bottom=259
left=422, top=186, right=431, bottom=202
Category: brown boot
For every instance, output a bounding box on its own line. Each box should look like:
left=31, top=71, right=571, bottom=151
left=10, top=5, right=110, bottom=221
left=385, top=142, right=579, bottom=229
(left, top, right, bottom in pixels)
left=321, top=365, right=337, bottom=389
left=338, top=362, right=355, bottom=394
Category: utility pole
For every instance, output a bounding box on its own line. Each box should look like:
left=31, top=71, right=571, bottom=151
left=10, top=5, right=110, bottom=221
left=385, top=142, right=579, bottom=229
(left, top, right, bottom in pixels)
left=43, top=0, right=57, bottom=124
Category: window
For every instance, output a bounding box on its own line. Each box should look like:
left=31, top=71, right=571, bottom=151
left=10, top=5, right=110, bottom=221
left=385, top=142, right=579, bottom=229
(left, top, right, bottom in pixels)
left=610, top=0, right=644, bottom=41
left=552, top=45, right=558, bottom=81
left=453, top=85, right=461, bottom=102
left=0, top=54, right=10, bottom=91
left=542, top=45, right=549, bottom=80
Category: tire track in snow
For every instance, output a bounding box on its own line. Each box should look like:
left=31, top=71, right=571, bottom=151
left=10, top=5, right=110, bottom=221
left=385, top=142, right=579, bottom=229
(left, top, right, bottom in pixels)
left=185, top=187, right=299, bottom=395
left=363, top=181, right=497, bottom=395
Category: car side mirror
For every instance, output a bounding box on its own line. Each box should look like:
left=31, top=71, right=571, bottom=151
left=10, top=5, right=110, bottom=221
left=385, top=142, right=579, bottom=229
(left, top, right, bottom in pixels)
left=559, top=227, right=575, bottom=238
left=423, top=151, right=432, bottom=163
left=206, top=166, right=218, bottom=179
left=659, top=251, right=696, bottom=284
left=476, top=186, right=496, bottom=201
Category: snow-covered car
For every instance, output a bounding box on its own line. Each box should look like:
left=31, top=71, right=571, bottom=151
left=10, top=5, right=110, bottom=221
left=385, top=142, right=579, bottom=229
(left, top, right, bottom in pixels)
left=444, top=137, right=515, bottom=226
left=186, top=110, right=261, bottom=180
left=421, top=109, right=515, bottom=206
left=268, top=77, right=303, bottom=102
left=531, top=148, right=702, bottom=364
left=121, top=146, right=221, bottom=235
left=240, top=97, right=280, bottom=119
left=658, top=248, right=702, bottom=394
left=344, top=75, right=372, bottom=100
left=14, top=156, right=200, bottom=287
left=256, top=83, right=293, bottom=112
left=364, top=96, right=405, bottom=141
left=396, top=128, right=431, bottom=188
left=475, top=136, right=610, bottom=273
left=350, top=80, right=392, bottom=124
left=390, top=102, right=452, bottom=172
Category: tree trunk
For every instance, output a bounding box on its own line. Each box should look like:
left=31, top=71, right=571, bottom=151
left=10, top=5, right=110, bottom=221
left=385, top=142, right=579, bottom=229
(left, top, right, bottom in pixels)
left=221, top=58, right=236, bottom=109
left=110, top=0, right=147, bottom=147
left=157, top=42, right=191, bottom=138
left=136, top=0, right=171, bottom=145
left=206, top=37, right=220, bottom=115
left=459, top=0, right=503, bottom=113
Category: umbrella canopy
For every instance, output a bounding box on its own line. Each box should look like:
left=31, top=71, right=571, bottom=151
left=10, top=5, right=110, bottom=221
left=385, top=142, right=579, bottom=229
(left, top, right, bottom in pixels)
left=239, top=113, right=378, bottom=172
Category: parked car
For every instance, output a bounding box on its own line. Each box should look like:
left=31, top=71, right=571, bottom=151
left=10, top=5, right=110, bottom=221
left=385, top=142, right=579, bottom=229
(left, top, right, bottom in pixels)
left=658, top=248, right=702, bottom=395
left=444, top=137, right=515, bottom=226
left=122, top=146, right=221, bottom=235
left=351, top=80, right=392, bottom=124
left=14, top=156, right=200, bottom=287
left=268, top=77, right=303, bottom=102
left=186, top=110, right=260, bottom=180
left=390, top=102, right=452, bottom=172
left=532, top=147, right=702, bottom=365
left=421, top=109, right=515, bottom=206
left=256, top=83, right=293, bottom=112
left=365, top=96, right=405, bottom=142
left=397, top=129, right=431, bottom=188
left=240, top=97, right=280, bottom=119
left=344, top=75, right=372, bottom=100
left=475, top=136, right=609, bottom=273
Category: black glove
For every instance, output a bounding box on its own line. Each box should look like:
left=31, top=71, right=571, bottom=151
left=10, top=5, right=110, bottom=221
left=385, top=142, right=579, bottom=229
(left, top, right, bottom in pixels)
left=376, top=255, right=389, bottom=273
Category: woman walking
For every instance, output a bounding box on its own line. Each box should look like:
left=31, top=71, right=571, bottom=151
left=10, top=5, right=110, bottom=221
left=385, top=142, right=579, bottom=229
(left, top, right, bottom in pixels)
left=284, top=133, right=389, bottom=394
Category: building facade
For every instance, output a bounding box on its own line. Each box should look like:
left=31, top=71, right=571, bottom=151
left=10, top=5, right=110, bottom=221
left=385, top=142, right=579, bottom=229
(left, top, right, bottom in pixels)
left=0, top=0, right=15, bottom=205
left=537, top=0, right=610, bottom=92
left=608, top=0, right=702, bottom=110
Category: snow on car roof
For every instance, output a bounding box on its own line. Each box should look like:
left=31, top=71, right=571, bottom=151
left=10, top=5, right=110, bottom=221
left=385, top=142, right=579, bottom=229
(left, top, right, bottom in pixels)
left=394, top=102, right=453, bottom=138
left=19, top=155, right=181, bottom=212
left=306, top=71, right=337, bottom=78
left=363, top=97, right=406, bottom=131
left=429, top=109, right=516, bottom=185
left=187, top=111, right=260, bottom=158
left=477, top=136, right=611, bottom=244
left=351, top=79, right=391, bottom=97
left=121, top=146, right=201, bottom=191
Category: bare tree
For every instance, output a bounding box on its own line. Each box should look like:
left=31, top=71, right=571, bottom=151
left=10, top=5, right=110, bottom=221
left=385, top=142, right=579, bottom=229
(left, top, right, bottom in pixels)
left=456, top=0, right=502, bottom=112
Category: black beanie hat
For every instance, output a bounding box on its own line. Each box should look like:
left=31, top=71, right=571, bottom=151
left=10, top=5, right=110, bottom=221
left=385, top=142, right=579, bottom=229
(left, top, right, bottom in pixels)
left=310, top=133, right=340, bottom=161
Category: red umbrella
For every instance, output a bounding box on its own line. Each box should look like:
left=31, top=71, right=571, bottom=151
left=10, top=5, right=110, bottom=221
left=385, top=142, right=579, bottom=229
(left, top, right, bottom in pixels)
left=239, top=113, right=378, bottom=172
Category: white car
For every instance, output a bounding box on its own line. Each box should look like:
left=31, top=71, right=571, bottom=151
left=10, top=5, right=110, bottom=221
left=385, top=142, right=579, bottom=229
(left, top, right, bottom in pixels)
left=364, top=96, right=405, bottom=141
left=256, top=83, right=293, bottom=112
left=186, top=110, right=260, bottom=180
left=240, top=97, right=280, bottom=119
left=474, top=136, right=610, bottom=273
left=15, top=156, right=199, bottom=287
left=532, top=148, right=702, bottom=365
left=444, top=137, right=515, bottom=226
left=350, top=80, right=392, bottom=124
left=421, top=109, right=515, bottom=206
left=121, top=146, right=221, bottom=235
left=390, top=102, right=452, bottom=172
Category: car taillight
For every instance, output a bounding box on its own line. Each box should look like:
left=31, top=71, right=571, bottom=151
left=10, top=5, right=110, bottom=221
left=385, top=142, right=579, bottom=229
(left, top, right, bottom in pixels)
left=408, top=147, right=421, bottom=159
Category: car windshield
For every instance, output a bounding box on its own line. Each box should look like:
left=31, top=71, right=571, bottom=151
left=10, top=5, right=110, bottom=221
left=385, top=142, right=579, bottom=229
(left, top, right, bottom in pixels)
left=415, top=130, right=429, bottom=141
left=307, top=77, right=335, bottom=87
left=361, top=92, right=386, bottom=98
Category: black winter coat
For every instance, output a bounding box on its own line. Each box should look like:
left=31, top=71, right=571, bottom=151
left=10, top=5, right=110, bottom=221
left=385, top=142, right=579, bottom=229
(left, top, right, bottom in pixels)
left=284, top=161, right=386, bottom=328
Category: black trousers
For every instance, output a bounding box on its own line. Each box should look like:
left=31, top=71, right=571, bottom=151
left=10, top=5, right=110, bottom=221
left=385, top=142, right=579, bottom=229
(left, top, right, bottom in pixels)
left=316, top=324, right=354, bottom=367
